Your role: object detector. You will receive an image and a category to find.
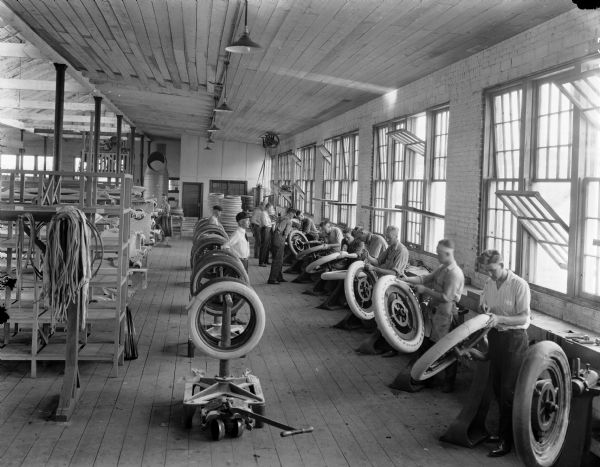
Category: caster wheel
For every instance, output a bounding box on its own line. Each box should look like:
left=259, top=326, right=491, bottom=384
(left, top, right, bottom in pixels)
left=252, top=404, right=265, bottom=429
left=210, top=418, right=225, bottom=441
left=230, top=418, right=245, bottom=438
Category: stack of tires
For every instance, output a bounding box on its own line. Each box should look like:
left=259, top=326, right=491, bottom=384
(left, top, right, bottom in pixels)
left=190, top=218, right=249, bottom=297
left=188, top=218, right=264, bottom=362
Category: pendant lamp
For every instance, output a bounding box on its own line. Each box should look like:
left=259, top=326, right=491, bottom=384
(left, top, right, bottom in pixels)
left=208, top=113, right=221, bottom=132
left=226, top=0, right=261, bottom=54
left=215, top=61, right=234, bottom=113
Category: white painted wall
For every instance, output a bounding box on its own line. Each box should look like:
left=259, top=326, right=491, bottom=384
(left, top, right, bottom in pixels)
left=180, top=134, right=266, bottom=217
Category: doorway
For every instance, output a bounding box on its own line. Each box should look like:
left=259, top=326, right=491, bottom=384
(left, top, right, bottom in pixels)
left=182, top=182, right=203, bottom=218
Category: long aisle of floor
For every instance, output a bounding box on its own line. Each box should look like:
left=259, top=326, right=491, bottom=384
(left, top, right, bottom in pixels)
left=0, top=236, right=520, bottom=466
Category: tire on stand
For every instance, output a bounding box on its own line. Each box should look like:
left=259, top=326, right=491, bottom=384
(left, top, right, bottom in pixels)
left=512, top=341, right=571, bottom=467
left=305, top=252, right=345, bottom=274
left=344, top=260, right=377, bottom=320
left=190, top=253, right=249, bottom=297
left=373, top=276, right=424, bottom=353
left=296, top=243, right=328, bottom=261
left=188, top=280, right=266, bottom=360
left=411, top=314, right=492, bottom=381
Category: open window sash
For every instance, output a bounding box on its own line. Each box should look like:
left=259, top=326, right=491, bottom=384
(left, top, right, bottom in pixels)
left=496, top=190, right=569, bottom=270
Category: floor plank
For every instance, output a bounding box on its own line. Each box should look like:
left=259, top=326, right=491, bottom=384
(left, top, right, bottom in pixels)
left=0, top=236, right=520, bottom=466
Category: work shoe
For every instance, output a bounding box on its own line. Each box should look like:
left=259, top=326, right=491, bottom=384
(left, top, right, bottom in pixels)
left=488, top=440, right=511, bottom=457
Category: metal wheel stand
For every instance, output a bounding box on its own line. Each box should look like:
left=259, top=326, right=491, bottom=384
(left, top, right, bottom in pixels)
left=183, top=293, right=313, bottom=440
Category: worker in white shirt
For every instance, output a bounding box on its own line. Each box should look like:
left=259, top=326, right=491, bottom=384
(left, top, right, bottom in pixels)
left=223, top=211, right=251, bottom=271
left=208, top=205, right=222, bottom=226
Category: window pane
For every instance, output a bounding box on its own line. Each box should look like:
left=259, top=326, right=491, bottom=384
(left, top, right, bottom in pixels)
left=0, top=154, right=17, bottom=169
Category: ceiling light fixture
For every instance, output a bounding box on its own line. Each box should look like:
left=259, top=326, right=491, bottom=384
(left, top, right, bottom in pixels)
left=207, top=133, right=216, bottom=144
left=226, top=0, right=261, bottom=54
left=208, top=112, right=221, bottom=132
left=215, top=60, right=233, bottom=113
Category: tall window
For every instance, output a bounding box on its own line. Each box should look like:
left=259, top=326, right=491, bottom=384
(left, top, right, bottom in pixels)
left=371, top=108, right=449, bottom=253
left=298, top=144, right=316, bottom=214
left=483, top=58, right=600, bottom=301
left=322, top=132, right=359, bottom=226
left=0, top=154, right=53, bottom=171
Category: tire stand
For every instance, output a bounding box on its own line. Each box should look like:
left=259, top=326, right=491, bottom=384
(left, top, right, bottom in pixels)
left=55, top=299, right=82, bottom=421
left=183, top=293, right=314, bottom=440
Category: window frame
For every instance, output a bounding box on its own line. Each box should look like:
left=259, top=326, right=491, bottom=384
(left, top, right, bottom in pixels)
left=481, top=58, right=600, bottom=305
left=370, top=106, right=449, bottom=254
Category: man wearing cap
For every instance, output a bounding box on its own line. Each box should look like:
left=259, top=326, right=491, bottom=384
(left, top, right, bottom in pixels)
left=208, top=205, right=222, bottom=226
left=223, top=211, right=251, bottom=271
left=477, top=249, right=530, bottom=458
left=402, top=239, right=464, bottom=392
left=268, top=207, right=295, bottom=284
left=300, top=212, right=319, bottom=241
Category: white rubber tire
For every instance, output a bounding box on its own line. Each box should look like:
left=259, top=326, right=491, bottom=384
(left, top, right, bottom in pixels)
left=373, top=276, right=424, bottom=353
left=344, top=261, right=377, bottom=320
left=187, top=280, right=265, bottom=360
left=305, top=252, right=344, bottom=274
left=296, top=243, right=328, bottom=261
left=411, top=314, right=491, bottom=381
left=321, top=270, right=347, bottom=281
left=287, top=230, right=309, bottom=257
left=190, top=253, right=249, bottom=296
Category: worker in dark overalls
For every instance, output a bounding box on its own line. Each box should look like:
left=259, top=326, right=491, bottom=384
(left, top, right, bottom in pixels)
left=268, top=207, right=295, bottom=284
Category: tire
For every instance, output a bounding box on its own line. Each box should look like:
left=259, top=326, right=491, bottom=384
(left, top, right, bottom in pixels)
left=188, top=280, right=266, bottom=360
left=296, top=243, right=328, bottom=261
left=373, top=276, right=424, bottom=353
left=305, top=252, right=344, bottom=274
left=321, top=270, right=347, bottom=281
left=344, top=261, right=377, bottom=320
left=194, top=225, right=227, bottom=242
left=512, top=341, right=571, bottom=467
left=190, top=234, right=227, bottom=268
left=190, top=254, right=249, bottom=297
left=411, top=314, right=491, bottom=381
left=287, top=230, right=309, bottom=257
left=210, top=419, right=225, bottom=441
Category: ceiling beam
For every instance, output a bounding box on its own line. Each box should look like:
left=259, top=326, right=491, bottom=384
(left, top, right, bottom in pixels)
left=0, top=0, right=136, bottom=127
left=0, top=78, right=88, bottom=92
left=0, top=109, right=116, bottom=121
left=0, top=41, right=44, bottom=58
left=0, top=98, right=98, bottom=111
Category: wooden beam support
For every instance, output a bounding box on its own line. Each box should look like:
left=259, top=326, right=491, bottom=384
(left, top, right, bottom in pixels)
left=0, top=110, right=119, bottom=125
left=0, top=77, right=87, bottom=92
left=116, top=115, right=122, bottom=174
left=93, top=96, right=102, bottom=172
left=53, top=63, right=66, bottom=170
left=129, top=126, right=136, bottom=176
left=0, top=98, right=99, bottom=111
left=139, top=134, right=145, bottom=185
left=0, top=41, right=44, bottom=58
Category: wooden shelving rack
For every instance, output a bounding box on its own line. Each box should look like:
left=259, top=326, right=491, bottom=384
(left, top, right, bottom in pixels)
left=0, top=169, right=132, bottom=377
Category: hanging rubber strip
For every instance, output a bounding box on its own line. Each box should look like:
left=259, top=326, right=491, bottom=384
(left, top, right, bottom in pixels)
left=43, top=206, right=92, bottom=328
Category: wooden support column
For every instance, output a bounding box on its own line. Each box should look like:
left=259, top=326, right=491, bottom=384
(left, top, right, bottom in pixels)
left=139, top=134, right=145, bottom=185
left=129, top=126, right=136, bottom=177
left=43, top=136, right=48, bottom=168
left=93, top=96, right=102, bottom=172
left=116, top=115, right=122, bottom=173
left=53, top=63, right=66, bottom=171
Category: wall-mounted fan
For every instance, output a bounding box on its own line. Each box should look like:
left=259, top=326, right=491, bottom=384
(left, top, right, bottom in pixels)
left=261, top=132, right=280, bottom=149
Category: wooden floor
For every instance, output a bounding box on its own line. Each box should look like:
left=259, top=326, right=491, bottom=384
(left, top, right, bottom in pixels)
left=0, top=236, right=521, bottom=467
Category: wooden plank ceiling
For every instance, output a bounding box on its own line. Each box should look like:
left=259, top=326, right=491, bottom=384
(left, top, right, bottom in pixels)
left=1, top=0, right=574, bottom=144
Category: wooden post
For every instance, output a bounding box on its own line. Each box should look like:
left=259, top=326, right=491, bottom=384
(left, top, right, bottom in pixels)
left=55, top=299, right=81, bottom=421
left=93, top=96, right=102, bottom=172
left=116, top=115, right=122, bottom=173
left=139, top=134, right=145, bottom=185
left=53, top=63, right=66, bottom=171
left=43, top=136, right=48, bottom=169
left=129, top=126, right=136, bottom=177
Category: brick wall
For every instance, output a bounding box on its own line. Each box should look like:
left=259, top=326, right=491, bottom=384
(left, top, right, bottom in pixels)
left=279, top=9, right=600, bottom=331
